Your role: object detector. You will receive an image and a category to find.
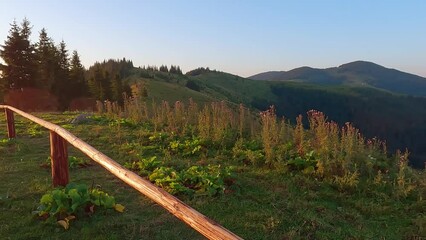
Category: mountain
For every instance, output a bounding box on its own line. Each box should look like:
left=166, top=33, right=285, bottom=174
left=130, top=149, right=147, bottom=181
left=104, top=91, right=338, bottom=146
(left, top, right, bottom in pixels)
left=249, top=61, right=426, bottom=97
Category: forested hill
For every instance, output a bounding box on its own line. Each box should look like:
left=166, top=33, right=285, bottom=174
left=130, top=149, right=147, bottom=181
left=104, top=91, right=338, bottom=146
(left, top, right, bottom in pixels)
left=249, top=61, right=426, bottom=97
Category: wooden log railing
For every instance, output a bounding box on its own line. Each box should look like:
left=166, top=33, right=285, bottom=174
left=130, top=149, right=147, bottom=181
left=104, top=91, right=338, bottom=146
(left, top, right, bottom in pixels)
left=0, top=105, right=243, bottom=240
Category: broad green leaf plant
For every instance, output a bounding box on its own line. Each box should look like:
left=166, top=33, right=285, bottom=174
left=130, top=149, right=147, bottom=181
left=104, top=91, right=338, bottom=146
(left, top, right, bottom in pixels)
left=33, top=183, right=124, bottom=229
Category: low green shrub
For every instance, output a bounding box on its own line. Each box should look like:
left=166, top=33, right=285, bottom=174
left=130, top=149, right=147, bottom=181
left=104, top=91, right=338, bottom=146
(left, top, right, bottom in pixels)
left=33, top=183, right=124, bottom=229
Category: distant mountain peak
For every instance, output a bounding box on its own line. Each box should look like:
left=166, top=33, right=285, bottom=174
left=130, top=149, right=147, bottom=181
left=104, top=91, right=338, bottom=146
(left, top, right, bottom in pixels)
left=337, top=61, right=388, bottom=72
left=339, top=60, right=381, bottom=67
left=249, top=61, right=426, bottom=96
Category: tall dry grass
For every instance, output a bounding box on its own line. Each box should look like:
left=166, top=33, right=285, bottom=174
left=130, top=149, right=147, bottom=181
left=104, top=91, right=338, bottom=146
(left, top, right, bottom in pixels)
left=95, top=99, right=419, bottom=195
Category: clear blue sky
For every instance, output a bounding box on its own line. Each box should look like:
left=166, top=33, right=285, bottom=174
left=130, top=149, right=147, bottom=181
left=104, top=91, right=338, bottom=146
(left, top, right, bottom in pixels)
left=1, top=0, right=425, bottom=77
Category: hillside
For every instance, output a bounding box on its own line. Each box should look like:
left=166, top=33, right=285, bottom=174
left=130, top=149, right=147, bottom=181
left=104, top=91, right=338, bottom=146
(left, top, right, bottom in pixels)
left=2, top=107, right=424, bottom=239
left=249, top=61, right=426, bottom=97
left=119, top=68, right=425, bottom=168
left=122, top=68, right=275, bottom=107
left=264, top=82, right=426, bottom=169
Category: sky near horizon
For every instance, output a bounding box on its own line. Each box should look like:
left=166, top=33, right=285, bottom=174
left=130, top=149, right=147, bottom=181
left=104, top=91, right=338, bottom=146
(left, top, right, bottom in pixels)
left=0, top=0, right=425, bottom=77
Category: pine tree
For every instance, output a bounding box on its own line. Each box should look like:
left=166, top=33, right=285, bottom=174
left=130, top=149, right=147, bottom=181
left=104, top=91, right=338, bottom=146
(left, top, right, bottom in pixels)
left=69, top=50, right=87, bottom=98
left=176, top=66, right=182, bottom=75
left=87, top=65, right=112, bottom=101
left=0, top=18, right=37, bottom=90
left=53, top=40, right=71, bottom=109
left=159, top=65, right=168, bottom=72
left=57, top=41, right=69, bottom=72
left=19, top=18, right=37, bottom=87
left=35, top=28, right=57, bottom=89
left=169, top=65, right=182, bottom=75
left=110, top=73, right=123, bottom=104
left=88, top=64, right=103, bottom=100
left=102, top=70, right=111, bottom=100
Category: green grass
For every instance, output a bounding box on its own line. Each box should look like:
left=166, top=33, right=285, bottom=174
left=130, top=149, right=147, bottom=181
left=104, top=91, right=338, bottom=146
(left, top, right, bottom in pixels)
left=147, top=79, right=214, bottom=105
left=0, top=112, right=203, bottom=240
left=0, top=111, right=425, bottom=239
left=193, top=71, right=277, bottom=105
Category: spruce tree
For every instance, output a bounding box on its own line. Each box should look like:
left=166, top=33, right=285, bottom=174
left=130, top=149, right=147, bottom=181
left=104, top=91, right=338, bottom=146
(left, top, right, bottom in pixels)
left=35, top=28, right=57, bottom=89
left=110, top=73, right=123, bottom=104
left=53, top=40, right=71, bottom=109
left=169, top=65, right=182, bottom=75
left=0, top=18, right=37, bottom=90
left=159, top=65, right=168, bottom=72
left=88, top=65, right=104, bottom=100
left=101, top=70, right=111, bottom=100
left=176, top=66, right=182, bottom=75
left=19, top=18, right=37, bottom=87
left=69, top=50, right=87, bottom=98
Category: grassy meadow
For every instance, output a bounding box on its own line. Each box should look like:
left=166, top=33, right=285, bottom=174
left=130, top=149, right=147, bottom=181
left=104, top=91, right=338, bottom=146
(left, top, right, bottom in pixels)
left=0, top=99, right=425, bottom=239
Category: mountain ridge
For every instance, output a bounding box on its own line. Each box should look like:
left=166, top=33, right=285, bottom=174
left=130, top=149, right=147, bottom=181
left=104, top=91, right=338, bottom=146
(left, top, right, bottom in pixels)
left=249, top=61, right=426, bottom=97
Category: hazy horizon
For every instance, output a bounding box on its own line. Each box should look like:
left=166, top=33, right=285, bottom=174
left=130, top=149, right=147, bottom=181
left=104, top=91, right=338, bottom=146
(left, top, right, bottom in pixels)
left=1, top=0, right=425, bottom=78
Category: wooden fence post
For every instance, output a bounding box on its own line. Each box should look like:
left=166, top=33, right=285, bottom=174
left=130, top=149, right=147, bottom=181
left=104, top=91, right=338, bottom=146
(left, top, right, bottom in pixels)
left=50, top=131, right=69, bottom=187
left=5, top=109, right=16, bottom=138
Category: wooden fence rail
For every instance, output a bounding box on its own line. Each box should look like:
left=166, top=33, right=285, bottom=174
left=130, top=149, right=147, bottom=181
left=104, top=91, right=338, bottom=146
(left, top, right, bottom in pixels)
left=0, top=105, right=243, bottom=240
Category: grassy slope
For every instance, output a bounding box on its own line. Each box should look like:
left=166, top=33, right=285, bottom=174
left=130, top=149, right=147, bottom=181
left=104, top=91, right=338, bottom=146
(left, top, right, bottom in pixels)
left=192, top=72, right=275, bottom=104
left=147, top=80, right=214, bottom=105
left=1, top=112, right=425, bottom=239
left=0, top=112, right=203, bottom=240
left=127, top=70, right=276, bottom=108
left=124, top=71, right=217, bottom=106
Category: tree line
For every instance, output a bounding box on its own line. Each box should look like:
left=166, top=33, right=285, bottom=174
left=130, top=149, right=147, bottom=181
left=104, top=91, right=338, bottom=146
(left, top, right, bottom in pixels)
left=86, top=59, right=134, bottom=106
left=0, top=19, right=188, bottom=110
left=0, top=18, right=135, bottom=109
